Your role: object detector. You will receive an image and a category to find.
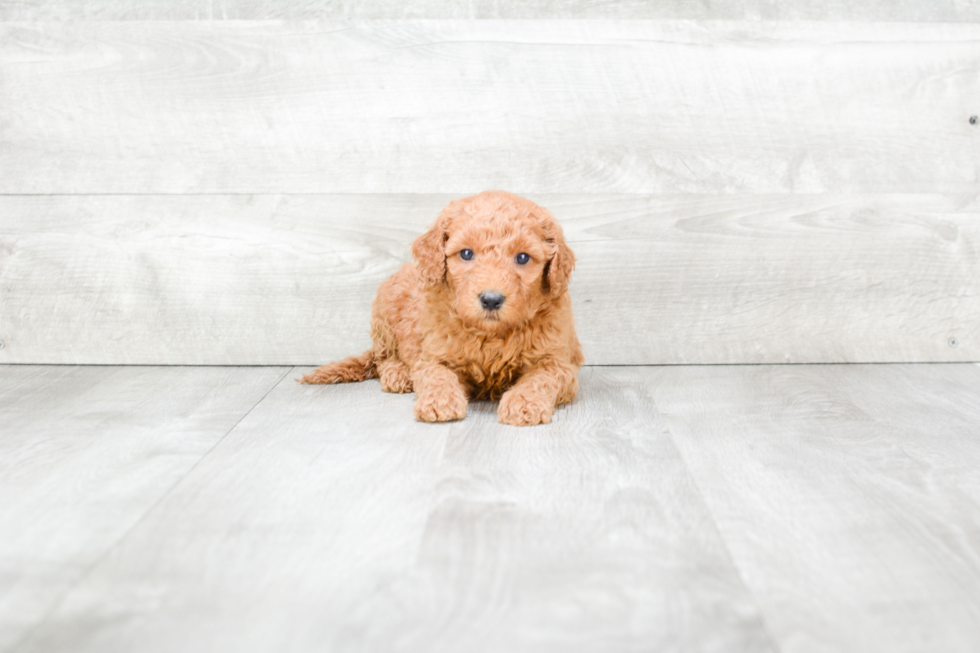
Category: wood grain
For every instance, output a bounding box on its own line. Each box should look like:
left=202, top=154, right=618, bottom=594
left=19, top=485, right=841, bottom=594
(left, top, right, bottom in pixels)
left=1, top=20, right=978, bottom=194
left=651, top=363, right=980, bottom=653
left=6, top=363, right=980, bottom=651
left=3, top=0, right=980, bottom=21
left=1, top=194, right=976, bottom=365
left=10, top=366, right=775, bottom=653
left=0, top=365, right=287, bottom=652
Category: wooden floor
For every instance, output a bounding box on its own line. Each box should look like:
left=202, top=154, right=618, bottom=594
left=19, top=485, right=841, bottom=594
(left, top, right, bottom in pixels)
left=2, top=364, right=979, bottom=652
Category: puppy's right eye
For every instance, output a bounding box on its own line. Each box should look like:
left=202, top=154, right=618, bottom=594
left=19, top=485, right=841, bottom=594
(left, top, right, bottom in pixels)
left=460, top=249, right=474, bottom=261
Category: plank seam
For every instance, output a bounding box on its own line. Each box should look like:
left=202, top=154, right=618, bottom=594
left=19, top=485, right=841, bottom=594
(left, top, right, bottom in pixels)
left=650, top=390, right=786, bottom=652
left=4, top=366, right=292, bottom=653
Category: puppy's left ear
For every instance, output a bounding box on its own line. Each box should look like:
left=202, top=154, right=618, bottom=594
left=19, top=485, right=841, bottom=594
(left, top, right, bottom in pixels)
left=543, top=212, right=576, bottom=295
left=411, top=203, right=456, bottom=286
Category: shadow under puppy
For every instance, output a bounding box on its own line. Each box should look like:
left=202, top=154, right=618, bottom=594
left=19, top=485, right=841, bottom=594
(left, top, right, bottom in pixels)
left=300, top=190, right=584, bottom=426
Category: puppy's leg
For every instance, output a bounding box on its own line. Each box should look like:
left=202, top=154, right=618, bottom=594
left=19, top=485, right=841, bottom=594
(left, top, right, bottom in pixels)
left=498, top=364, right=578, bottom=426
left=413, top=363, right=467, bottom=422
left=378, top=359, right=413, bottom=393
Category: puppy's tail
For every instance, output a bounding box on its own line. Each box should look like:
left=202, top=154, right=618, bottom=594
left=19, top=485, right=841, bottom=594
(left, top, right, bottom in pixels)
left=298, top=350, right=377, bottom=384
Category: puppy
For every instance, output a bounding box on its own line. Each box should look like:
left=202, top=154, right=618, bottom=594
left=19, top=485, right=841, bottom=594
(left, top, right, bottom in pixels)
left=300, top=190, right=584, bottom=426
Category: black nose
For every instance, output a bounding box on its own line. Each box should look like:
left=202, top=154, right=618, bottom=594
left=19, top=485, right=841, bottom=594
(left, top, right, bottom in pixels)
left=479, top=292, right=505, bottom=311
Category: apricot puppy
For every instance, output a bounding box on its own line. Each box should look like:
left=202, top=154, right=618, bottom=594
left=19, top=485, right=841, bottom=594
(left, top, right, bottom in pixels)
left=300, top=190, right=583, bottom=426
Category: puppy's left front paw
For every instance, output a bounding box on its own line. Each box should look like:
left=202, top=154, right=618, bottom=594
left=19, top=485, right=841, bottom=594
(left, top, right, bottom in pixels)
left=498, top=390, right=554, bottom=426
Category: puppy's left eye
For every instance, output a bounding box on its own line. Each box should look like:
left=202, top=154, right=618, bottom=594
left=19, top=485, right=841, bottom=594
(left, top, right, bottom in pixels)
left=515, top=253, right=530, bottom=265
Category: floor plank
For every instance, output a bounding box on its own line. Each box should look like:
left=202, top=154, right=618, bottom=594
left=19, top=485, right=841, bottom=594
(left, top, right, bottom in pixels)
left=5, top=363, right=980, bottom=652
left=0, top=365, right=288, bottom=652
left=10, top=367, right=774, bottom=653
left=650, top=363, right=980, bottom=653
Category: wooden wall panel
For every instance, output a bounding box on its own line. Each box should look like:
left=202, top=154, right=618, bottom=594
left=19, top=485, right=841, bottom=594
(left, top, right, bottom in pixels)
left=1, top=21, right=978, bottom=195
left=3, top=0, right=980, bottom=21
left=1, top=194, right=975, bottom=365
left=1, top=15, right=977, bottom=365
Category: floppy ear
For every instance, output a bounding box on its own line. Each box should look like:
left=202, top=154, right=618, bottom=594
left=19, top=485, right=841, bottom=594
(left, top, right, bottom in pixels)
left=543, top=213, right=576, bottom=295
left=411, top=204, right=456, bottom=286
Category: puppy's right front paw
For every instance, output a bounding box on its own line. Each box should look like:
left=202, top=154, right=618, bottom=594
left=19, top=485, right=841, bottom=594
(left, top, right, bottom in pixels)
left=414, top=391, right=467, bottom=422
left=379, top=363, right=413, bottom=394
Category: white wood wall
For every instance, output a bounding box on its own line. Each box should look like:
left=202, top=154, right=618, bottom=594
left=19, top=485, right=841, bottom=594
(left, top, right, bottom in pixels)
left=1, top=2, right=978, bottom=364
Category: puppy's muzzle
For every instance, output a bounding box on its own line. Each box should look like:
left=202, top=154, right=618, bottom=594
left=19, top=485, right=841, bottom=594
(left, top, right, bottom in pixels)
left=479, top=291, right=506, bottom=311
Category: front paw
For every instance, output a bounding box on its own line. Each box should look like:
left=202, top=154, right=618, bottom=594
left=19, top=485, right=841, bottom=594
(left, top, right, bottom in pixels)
left=414, top=389, right=467, bottom=422
left=498, top=389, right=554, bottom=426
left=379, top=363, right=413, bottom=394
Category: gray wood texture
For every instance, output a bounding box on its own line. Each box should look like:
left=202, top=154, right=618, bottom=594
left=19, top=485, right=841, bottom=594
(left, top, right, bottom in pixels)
left=652, top=363, right=980, bottom=653
left=4, top=362, right=980, bottom=652
left=2, top=15, right=978, bottom=365
left=0, top=365, right=289, bottom=652
left=3, top=0, right=980, bottom=21
left=1, top=21, right=978, bottom=195
left=1, top=194, right=976, bottom=365
left=8, top=365, right=776, bottom=653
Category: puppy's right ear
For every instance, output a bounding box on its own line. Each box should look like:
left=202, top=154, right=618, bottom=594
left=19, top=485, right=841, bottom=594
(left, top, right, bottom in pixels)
left=411, top=204, right=456, bottom=285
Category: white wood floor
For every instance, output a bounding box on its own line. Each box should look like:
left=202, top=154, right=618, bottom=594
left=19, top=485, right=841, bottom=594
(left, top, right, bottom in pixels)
left=1, top=363, right=979, bottom=653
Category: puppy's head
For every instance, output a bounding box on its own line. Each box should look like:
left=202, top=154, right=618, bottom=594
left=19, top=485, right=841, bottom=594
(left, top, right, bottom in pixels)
left=412, top=190, right=575, bottom=333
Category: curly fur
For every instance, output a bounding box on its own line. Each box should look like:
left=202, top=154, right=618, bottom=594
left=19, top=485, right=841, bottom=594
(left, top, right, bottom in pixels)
left=300, top=190, right=584, bottom=426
